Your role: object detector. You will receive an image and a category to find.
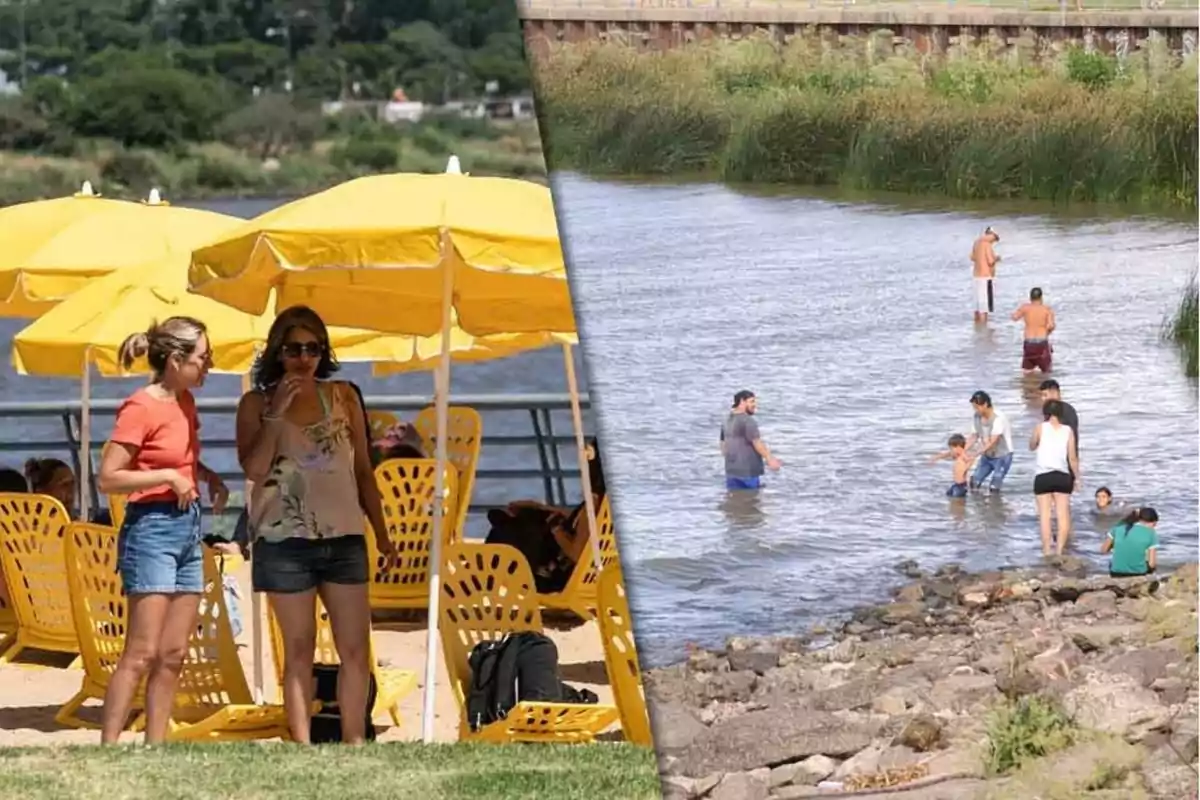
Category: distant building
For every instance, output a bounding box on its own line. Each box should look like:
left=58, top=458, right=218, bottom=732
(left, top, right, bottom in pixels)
left=0, top=65, right=20, bottom=97
left=482, top=95, right=536, bottom=121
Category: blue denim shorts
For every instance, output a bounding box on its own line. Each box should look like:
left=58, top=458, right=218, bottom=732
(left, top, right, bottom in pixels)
left=117, top=500, right=204, bottom=595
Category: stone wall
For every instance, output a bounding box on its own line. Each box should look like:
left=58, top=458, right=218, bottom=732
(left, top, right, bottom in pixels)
left=518, top=4, right=1200, bottom=60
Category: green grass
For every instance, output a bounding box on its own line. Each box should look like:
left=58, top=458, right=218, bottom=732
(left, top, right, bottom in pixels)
left=1163, top=271, right=1198, bottom=379
left=985, top=695, right=1076, bottom=776
left=533, top=37, right=1198, bottom=209
left=0, top=742, right=660, bottom=800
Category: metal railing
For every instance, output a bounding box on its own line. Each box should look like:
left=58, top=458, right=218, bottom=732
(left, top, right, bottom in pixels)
left=0, top=393, right=593, bottom=536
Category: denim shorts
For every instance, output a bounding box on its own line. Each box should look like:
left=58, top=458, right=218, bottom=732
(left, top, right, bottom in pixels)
left=251, top=535, right=369, bottom=594
left=117, top=501, right=204, bottom=595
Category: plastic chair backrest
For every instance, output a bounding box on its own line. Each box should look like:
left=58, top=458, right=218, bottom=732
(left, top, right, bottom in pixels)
left=413, top=406, right=482, bottom=536
left=560, top=495, right=620, bottom=598
left=438, top=543, right=543, bottom=706
left=64, top=522, right=134, bottom=690
left=367, top=458, right=459, bottom=604
left=597, top=565, right=653, bottom=746
left=0, top=492, right=76, bottom=647
left=173, top=548, right=254, bottom=707
left=107, top=494, right=128, bottom=530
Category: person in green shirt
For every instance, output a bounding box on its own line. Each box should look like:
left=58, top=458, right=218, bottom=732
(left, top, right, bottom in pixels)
left=1101, top=507, right=1159, bottom=577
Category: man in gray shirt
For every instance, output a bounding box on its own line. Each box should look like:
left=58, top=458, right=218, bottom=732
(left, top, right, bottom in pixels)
left=964, top=390, right=1014, bottom=492
left=720, top=390, right=781, bottom=490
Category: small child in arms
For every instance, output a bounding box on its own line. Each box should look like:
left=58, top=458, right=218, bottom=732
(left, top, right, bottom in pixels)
left=928, top=434, right=975, bottom=498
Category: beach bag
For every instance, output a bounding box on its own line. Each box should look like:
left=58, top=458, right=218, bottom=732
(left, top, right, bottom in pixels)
left=465, top=632, right=598, bottom=732
left=309, top=663, right=380, bottom=744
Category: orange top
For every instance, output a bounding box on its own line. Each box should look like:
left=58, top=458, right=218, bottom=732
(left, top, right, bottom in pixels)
left=109, top=387, right=201, bottom=504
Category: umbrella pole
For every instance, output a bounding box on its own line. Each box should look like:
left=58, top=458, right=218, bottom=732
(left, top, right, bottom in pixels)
left=421, top=229, right=454, bottom=744
left=561, top=343, right=603, bottom=574
left=242, top=371, right=265, bottom=705
left=80, top=355, right=91, bottom=522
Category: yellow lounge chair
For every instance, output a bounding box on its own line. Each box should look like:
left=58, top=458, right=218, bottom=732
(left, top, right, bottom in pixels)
left=413, top=406, right=482, bottom=538
left=540, top=495, right=621, bottom=620
left=596, top=566, right=653, bottom=746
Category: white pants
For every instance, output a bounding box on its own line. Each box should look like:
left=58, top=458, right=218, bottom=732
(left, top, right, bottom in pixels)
left=974, top=278, right=994, bottom=313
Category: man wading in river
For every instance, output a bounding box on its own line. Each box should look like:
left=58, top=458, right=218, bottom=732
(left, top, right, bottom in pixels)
left=720, top=390, right=781, bottom=491
left=1012, top=287, right=1057, bottom=374
left=970, top=226, right=1001, bottom=324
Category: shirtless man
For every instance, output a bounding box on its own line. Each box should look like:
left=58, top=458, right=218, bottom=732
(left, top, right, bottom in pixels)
left=970, top=226, right=1001, bottom=324
left=1012, top=287, right=1056, bottom=373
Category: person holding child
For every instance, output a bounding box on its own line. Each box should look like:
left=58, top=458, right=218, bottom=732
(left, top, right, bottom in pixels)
left=96, top=317, right=229, bottom=744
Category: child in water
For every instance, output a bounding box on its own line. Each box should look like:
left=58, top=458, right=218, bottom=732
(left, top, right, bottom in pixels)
left=929, top=434, right=975, bottom=498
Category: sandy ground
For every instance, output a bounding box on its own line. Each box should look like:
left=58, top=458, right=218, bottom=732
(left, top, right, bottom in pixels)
left=0, top=561, right=613, bottom=746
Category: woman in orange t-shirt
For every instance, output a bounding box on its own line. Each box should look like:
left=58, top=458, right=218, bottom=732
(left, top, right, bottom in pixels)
left=96, top=316, right=229, bottom=745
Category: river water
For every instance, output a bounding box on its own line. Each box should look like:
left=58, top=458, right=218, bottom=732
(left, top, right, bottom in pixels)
left=550, top=172, right=1200, bottom=668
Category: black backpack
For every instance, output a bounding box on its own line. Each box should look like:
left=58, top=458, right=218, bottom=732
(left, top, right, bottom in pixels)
left=465, top=632, right=599, bottom=732
left=309, top=663, right=380, bottom=744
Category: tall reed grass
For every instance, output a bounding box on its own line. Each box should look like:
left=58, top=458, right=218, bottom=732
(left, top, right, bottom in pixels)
left=533, top=35, right=1198, bottom=208
left=1164, top=272, right=1198, bottom=378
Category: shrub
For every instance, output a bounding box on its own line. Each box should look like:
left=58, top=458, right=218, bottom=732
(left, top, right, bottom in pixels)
left=985, top=696, right=1075, bottom=776
left=331, top=138, right=399, bottom=172
left=69, top=68, right=234, bottom=148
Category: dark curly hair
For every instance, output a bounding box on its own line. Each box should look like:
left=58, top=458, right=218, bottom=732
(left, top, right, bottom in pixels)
left=251, top=305, right=340, bottom=391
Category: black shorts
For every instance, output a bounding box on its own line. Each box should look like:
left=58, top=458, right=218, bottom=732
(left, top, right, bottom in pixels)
left=252, top=535, right=369, bottom=594
left=1033, top=471, right=1074, bottom=496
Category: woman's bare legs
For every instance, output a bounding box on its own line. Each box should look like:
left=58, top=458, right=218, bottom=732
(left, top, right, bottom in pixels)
left=319, top=581, right=372, bottom=745
left=270, top=590, right=318, bottom=743
left=142, top=593, right=202, bottom=743
left=1036, top=494, right=1054, bottom=556
left=1053, top=493, right=1073, bottom=555
left=101, top=594, right=168, bottom=743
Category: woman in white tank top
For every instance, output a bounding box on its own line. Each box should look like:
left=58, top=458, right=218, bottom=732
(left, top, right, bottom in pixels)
left=1029, top=399, right=1080, bottom=557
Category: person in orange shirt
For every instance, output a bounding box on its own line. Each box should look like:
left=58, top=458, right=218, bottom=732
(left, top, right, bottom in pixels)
left=96, top=316, right=229, bottom=745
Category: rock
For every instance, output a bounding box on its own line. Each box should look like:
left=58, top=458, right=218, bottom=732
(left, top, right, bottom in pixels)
left=927, top=673, right=999, bottom=712
left=1048, top=580, right=1084, bottom=603
left=769, top=787, right=820, bottom=800
left=1101, top=646, right=1175, bottom=688
left=1029, top=637, right=1085, bottom=682
left=870, top=690, right=908, bottom=716
left=881, top=602, right=925, bottom=625
left=674, top=705, right=874, bottom=777
left=1065, top=589, right=1118, bottom=617
left=811, top=678, right=881, bottom=712
left=728, top=647, right=780, bottom=676
left=792, top=755, right=838, bottom=785
left=895, top=583, right=925, bottom=603
left=833, top=743, right=886, bottom=779
left=876, top=744, right=920, bottom=772
left=689, top=650, right=727, bottom=673
left=710, top=768, right=769, bottom=800
left=1150, top=676, right=1189, bottom=705
left=703, top=671, right=757, bottom=703
left=660, top=775, right=704, bottom=800
left=1143, top=743, right=1200, bottom=800
left=920, top=746, right=983, bottom=777
left=1061, top=668, right=1172, bottom=742
left=960, top=591, right=990, bottom=607
left=652, top=702, right=709, bottom=753
left=896, top=714, right=943, bottom=752
left=1068, top=624, right=1131, bottom=653
left=934, top=563, right=963, bottom=578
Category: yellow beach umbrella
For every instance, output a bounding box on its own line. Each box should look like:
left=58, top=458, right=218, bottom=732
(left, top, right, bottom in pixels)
left=189, top=157, right=594, bottom=743
left=0, top=184, right=240, bottom=318
left=187, top=171, right=576, bottom=337
left=370, top=330, right=578, bottom=376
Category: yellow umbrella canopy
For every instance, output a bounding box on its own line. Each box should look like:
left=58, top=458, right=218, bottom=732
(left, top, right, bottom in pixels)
left=187, top=172, right=576, bottom=337
left=12, top=251, right=570, bottom=379
left=0, top=185, right=241, bottom=318
left=371, top=330, right=578, bottom=376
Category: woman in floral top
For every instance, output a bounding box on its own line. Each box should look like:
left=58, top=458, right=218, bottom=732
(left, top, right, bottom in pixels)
left=235, top=305, right=394, bottom=744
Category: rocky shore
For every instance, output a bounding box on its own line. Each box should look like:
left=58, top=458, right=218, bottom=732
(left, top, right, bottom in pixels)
left=645, top=559, right=1199, bottom=800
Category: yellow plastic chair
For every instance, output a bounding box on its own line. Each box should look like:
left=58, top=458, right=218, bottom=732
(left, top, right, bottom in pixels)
left=413, top=406, right=482, bottom=538
left=60, top=522, right=146, bottom=729
left=366, top=458, right=460, bottom=610
left=0, top=571, right=17, bottom=658
left=596, top=566, right=653, bottom=747
left=540, top=495, right=621, bottom=621
left=439, top=542, right=619, bottom=743
left=107, top=494, right=128, bottom=530
left=159, top=547, right=301, bottom=741
left=0, top=492, right=80, bottom=664
left=266, top=594, right=417, bottom=726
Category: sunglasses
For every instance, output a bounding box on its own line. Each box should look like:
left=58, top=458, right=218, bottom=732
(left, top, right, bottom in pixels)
left=282, top=342, right=325, bottom=359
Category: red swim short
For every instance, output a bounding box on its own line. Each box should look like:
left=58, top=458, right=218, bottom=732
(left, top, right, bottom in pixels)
left=1022, top=339, right=1052, bottom=372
